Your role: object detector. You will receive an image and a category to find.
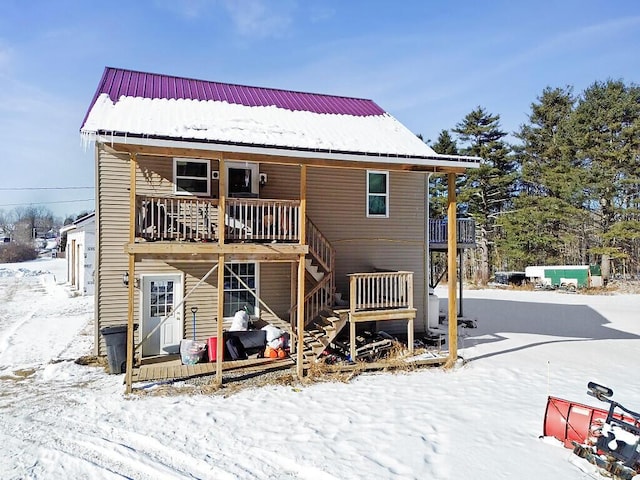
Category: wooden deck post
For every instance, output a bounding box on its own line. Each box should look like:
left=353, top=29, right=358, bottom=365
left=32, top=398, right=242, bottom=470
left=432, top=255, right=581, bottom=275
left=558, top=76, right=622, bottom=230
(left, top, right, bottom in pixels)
left=216, top=254, right=225, bottom=386
left=407, top=272, right=414, bottom=355
left=296, top=165, right=307, bottom=379
left=124, top=153, right=137, bottom=394
left=218, top=158, right=226, bottom=246
left=349, top=275, right=356, bottom=361
left=215, top=158, right=226, bottom=386
left=290, top=262, right=297, bottom=355
left=446, top=173, right=458, bottom=367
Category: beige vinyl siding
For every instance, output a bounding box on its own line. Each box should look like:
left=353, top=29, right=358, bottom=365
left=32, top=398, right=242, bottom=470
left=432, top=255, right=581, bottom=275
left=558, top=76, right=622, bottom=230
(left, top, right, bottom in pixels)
left=97, top=150, right=222, bottom=355
left=256, top=163, right=300, bottom=200
left=171, top=262, right=219, bottom=342
left=259, top=262, right=294, bottom=324
left=96, top=147, right=429, bottom=355
left=136, top=156, right=220, bottom=198
left=95, top=146, right=135, bottom=355
left=306, top=166, right=428, bottom=333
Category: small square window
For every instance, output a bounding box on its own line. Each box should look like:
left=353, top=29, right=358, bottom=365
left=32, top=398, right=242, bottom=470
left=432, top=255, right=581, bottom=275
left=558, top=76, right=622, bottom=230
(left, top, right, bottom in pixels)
left=367, top=171, right=389, bottom=217
left=174, top=158, right=211, bottom=196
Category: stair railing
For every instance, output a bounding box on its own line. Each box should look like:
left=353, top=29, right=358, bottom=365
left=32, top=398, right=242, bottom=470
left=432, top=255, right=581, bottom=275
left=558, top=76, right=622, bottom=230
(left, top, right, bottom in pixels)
left=306, top=217, right=333, bottom=273
left=289, top=217, right=336, bottom=335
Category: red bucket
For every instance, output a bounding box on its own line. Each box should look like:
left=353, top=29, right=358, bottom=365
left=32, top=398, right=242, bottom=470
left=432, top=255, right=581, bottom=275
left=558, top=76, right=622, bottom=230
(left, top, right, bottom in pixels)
left=207, top=337, right=217, bottom=362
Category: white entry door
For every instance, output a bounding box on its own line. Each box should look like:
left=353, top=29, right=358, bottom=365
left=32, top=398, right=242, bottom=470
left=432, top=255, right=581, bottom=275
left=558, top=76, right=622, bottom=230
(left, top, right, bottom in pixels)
left=141, top=274, right=183, bottom=356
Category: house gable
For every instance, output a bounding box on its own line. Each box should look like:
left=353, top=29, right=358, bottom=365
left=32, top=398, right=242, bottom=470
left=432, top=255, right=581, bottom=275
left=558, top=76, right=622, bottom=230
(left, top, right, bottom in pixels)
left=80, top=67, right=480, bottom=170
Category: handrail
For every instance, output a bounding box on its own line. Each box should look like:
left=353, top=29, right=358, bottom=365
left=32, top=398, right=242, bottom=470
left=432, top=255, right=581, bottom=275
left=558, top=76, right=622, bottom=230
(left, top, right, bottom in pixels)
left=429, top=218, right=475, bottom=245
left=225, top=198, right=301, bottom=242
left=348, top=271, right=414, bottom=312
left=306, top=217, right=333, bottom=272
left=136, top=195, right=219, bottom=241
left=134, top=195, right=302, bottom=243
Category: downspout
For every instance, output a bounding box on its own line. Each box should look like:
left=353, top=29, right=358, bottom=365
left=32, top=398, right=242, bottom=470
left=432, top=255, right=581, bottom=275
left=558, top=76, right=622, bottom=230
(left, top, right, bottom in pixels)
left=424, top=172, right=433, bottom=331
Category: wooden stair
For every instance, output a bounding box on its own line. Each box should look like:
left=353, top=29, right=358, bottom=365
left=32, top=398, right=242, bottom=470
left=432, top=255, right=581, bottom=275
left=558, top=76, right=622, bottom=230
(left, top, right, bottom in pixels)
left=299, top=309, right=349, bottom=364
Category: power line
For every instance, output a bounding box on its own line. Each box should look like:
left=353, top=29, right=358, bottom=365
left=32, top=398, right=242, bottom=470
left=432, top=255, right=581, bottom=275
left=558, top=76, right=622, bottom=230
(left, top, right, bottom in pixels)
left=0, top=199, right=95, bottom=207
left=0, top=187, right=94, bottom=191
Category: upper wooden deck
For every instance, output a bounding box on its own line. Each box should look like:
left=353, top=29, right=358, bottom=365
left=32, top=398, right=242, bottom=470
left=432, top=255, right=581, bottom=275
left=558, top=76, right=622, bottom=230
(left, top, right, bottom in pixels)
left=132, top=195, right=475, bottom=256
left=428, top=218, right=476, bottom=250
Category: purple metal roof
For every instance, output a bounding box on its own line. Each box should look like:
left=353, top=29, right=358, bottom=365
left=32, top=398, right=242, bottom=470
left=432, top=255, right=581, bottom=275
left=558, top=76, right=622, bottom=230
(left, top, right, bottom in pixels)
left=83, top=67, right=386, bottom=128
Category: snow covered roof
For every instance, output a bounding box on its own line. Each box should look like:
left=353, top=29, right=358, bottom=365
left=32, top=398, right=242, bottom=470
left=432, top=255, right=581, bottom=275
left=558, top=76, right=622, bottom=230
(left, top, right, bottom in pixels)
left=81, top=67, right=480, bottom=168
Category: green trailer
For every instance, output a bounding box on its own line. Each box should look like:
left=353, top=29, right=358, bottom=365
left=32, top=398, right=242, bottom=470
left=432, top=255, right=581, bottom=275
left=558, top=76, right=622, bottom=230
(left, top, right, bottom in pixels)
left=525, top=265, right=602, bottom=290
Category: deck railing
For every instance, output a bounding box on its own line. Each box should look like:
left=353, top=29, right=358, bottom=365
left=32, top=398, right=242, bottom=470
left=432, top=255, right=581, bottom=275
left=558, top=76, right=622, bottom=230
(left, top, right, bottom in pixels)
left=135, top=196, right=301, bottom=243
left=225, top=198, right=301, bottom=242
left=136, top=195, right=219, bottom=241
left=348, top=271, right=414, bottom=312
left=306, top=218, right=333, bottom=272
left=429, top=218, right=476, bottom=247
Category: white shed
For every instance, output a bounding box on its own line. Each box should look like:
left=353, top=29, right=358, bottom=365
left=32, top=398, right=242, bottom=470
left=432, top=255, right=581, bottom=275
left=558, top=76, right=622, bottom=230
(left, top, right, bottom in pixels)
left=64, top=213, right=96, bottom=295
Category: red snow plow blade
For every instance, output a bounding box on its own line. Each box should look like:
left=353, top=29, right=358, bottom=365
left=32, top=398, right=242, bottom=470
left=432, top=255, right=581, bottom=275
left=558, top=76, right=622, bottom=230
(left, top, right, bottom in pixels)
left=544, top=396, right=610, bottom=448
left=545, top=384, right=640, bottom=479
left=544, top=395, right=640, bottom=448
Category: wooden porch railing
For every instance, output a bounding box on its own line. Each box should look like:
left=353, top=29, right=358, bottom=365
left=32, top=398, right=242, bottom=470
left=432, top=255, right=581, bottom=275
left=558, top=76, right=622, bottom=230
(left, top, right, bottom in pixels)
left=298, top=275, right=334, bottom=327
left=306, top=218, right=333, bottom=272
left=347, top=271, right=416, bottom=360
left=136, top=195, right=219, bottom=241
left=134, top=195, right=301, bottom=243
left=429, top=218, right=476, bottom=247
left=348, top=271, right=414, bottom=312
left=225, top=198, right=301, bottom=242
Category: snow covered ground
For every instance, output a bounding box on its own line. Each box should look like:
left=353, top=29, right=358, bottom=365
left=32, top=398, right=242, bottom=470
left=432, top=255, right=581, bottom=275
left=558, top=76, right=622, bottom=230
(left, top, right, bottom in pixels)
left=1, top=258, right=639, bottom=479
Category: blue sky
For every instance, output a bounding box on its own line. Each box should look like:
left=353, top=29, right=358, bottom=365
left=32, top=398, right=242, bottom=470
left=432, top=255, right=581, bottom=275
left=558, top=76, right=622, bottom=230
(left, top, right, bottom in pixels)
left=1, top=0, right=639, bottom=220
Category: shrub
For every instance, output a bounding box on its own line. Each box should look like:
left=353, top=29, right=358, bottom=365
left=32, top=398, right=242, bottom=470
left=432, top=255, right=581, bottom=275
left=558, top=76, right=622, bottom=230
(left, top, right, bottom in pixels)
left=0, top=243, right=38, bottom=263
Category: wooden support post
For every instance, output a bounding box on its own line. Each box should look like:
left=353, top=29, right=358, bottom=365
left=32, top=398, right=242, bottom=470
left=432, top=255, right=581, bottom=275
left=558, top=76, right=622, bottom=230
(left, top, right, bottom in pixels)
left=446, top=173, right=458, bottom=367
left=124, top=153, right=137, bottom=394
left=218, top=158, right=226, bottom=246
left=296, top=254, right=305, bottom=379
left=216, top=254, right=225, bottom=385
left=349, top=275, right=357, bottom=361
left=296, top=165, right=307, bottom=379
left=459, top=248, right=464, bottom=317
left=290, top=262, right=297, bottom=355
left=216, top=158, right=226, bottom=386
left=408, top=272, right=414, bottom=354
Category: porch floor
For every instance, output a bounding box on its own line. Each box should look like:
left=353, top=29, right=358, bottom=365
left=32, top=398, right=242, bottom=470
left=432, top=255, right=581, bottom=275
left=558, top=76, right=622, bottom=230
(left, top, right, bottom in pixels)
left=131, top=355, right=294, bottom=383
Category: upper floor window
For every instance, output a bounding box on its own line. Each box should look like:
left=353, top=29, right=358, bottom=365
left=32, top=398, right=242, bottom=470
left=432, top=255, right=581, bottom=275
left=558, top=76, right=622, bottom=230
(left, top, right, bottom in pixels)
left=174, top=158, right=210, bottom=196
left=367, top=170, right=389, bottom=217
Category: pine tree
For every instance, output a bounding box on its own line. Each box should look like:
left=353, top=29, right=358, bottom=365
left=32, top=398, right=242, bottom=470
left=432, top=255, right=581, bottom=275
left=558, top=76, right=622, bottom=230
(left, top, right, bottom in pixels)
left=429, top=130, right=458, bottom=217
left=502, top=86, right=587, bottom=268
left=453, top=107, right=515, bottom=284
left=571, top=80, right=640, bottom=279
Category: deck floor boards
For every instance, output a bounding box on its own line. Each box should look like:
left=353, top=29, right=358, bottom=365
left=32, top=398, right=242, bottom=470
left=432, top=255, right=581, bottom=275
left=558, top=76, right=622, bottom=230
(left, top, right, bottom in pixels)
left=132, top=357, right=294, bottom=383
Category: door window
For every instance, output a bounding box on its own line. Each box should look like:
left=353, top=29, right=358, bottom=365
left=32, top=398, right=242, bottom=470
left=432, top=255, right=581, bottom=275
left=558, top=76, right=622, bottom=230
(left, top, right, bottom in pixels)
left=149, top=280, right=174, bottom=317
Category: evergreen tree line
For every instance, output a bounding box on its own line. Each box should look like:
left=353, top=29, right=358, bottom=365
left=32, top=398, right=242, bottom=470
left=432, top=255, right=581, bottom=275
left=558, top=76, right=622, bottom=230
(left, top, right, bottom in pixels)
left=428, top=79, right=640, bottom=284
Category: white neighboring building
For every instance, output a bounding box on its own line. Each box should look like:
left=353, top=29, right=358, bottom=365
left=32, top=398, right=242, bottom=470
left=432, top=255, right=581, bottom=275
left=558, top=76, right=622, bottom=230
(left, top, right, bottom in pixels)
left=63, top=213, right=96, bottom=295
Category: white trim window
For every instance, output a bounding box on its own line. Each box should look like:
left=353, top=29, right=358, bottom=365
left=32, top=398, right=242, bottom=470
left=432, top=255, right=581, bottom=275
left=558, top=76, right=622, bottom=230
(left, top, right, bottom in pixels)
left=366, top=170, right=389, bottom=217
left=223, top=262, right=258, bottom=318
left=174, top=158, right=211, bottom=196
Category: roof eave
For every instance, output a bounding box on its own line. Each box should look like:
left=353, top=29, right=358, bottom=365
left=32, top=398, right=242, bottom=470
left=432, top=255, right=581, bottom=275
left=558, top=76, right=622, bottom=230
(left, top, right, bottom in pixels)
left=83, top=130, right=482, bottom=170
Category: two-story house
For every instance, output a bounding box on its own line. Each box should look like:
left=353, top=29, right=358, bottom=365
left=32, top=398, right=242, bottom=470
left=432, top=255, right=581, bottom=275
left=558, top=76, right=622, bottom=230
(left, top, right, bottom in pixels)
left=80, top=67, right=480, bottom=392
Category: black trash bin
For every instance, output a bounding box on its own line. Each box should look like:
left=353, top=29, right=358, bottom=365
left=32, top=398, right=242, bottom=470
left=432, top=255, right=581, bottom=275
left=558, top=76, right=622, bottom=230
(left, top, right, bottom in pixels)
left=101, top=325, right=129, bottom=374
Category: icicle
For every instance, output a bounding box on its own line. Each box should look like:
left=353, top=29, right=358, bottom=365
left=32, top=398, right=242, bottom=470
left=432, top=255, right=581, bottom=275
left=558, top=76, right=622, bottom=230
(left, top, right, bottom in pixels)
left=80, top=130, right=96, bottom=152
